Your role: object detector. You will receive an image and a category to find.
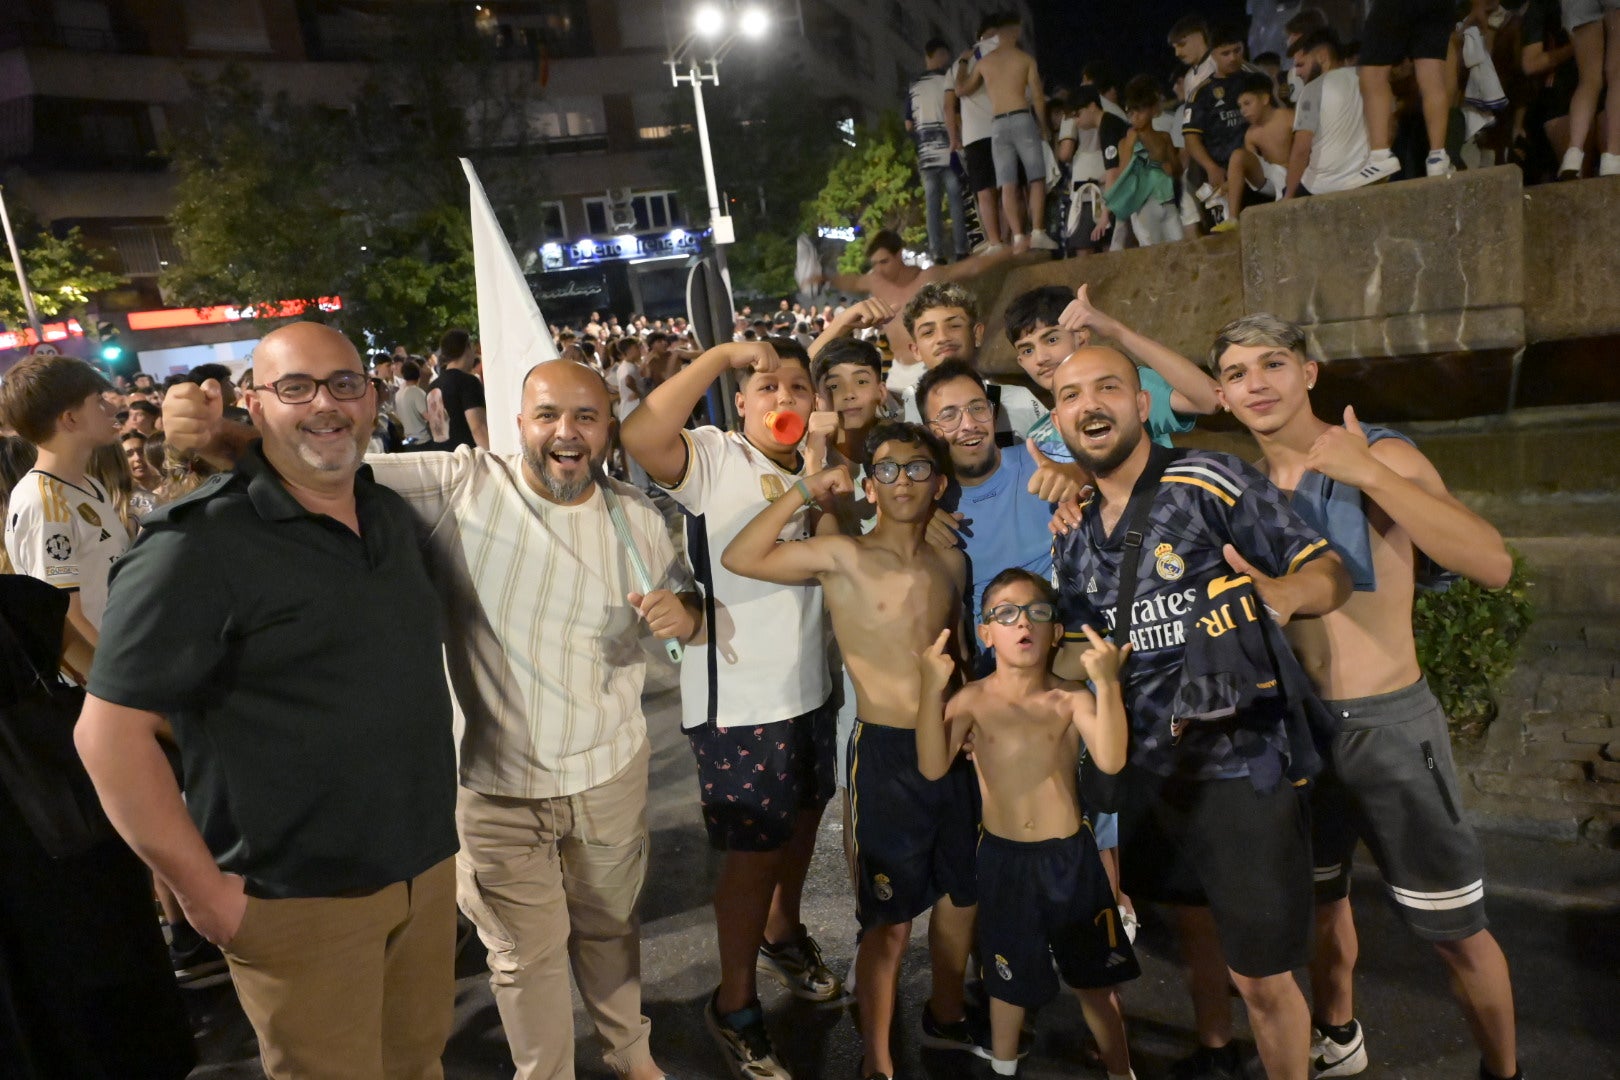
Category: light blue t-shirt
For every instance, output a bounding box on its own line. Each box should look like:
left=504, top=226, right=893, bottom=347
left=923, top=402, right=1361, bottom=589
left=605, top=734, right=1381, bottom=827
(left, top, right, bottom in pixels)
left=1022, top=366, right=1195, bottom=461
left=943, top=441, right=1058, bottom=627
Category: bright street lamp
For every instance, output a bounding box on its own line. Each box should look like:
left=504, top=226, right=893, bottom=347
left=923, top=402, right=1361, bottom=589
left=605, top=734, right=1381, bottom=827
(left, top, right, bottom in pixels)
left=692, top=4, right=725, bottom=37
left=738, top=6, right=769, bottom=38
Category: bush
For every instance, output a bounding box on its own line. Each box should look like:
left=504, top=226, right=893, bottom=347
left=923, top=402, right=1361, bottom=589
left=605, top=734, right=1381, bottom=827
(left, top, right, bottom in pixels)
left=1414, top=549, right=1534, bottom=736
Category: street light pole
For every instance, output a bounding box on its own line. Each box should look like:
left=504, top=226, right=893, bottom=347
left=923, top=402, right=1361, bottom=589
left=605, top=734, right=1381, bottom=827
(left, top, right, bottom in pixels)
left=678, top=60, right=732, bottom=295
left=0, top=185, right=45, bottom=342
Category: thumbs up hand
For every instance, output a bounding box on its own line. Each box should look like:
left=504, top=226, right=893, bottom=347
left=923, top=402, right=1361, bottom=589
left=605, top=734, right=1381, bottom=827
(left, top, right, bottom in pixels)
left=1026, top=437, right=1089, bottom=504
left=1305, top=405, right=1379, bottom=488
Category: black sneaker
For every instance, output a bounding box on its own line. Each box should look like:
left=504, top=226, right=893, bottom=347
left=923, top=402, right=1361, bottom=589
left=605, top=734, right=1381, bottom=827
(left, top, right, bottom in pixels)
left=703, top=990, right=792, bottom=1080
left=1170, top=1043, right=1244, bottom=1080
left=757, top=925, right=845, bottom=1002
left=168, top=926, right=231, bottom=990
left=919, top=1002, right=979, bottom=1053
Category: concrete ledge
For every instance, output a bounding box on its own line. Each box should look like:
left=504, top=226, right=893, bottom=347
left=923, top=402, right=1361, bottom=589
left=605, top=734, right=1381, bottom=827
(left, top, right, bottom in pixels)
left=1240, top=167, right=1525, bottom=360
left=1524, top=176, right=1620, bottom=340
left=976, top=233, right=1243, bottom=377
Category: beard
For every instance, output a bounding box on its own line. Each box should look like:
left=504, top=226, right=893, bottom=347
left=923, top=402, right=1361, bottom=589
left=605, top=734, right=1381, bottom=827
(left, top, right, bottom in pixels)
left=1064, top=410, right=1142, bottom=478
left=292, top=411, right=367, bottom=473
left=522, top=436, right=604, bottom=502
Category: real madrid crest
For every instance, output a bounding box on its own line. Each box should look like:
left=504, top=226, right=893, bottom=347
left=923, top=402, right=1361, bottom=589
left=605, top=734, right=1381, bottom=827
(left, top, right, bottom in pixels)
left=1154, top=542, right=1185, bottom=581
left=994, top=954, right=1012, bottom=981
left=760, top=475, right=786, bottom=502
left=873, top=873, right=894, bottom=902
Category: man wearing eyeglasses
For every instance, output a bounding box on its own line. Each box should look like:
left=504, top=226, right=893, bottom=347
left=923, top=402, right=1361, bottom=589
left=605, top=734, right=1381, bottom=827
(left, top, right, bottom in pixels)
left=722, top=420, right=981, bottom=1080
left=77, top=322, right=461, bottom=1080
left=914, top=358, right=1086, bottom=630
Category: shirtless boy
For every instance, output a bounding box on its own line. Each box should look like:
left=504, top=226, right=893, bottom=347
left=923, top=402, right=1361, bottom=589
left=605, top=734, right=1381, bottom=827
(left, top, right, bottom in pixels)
left=956, top=11, right=1053, bottom=250
left=722, top=421, right=978, bottom=1080
left=818, top=231, right=1009, bottom=364
left=1212, top=313, right=1520, bottom=1080
left=916, top=569, right=1139, bottom=1080
left=1218, top=73, right=1295, bottom=230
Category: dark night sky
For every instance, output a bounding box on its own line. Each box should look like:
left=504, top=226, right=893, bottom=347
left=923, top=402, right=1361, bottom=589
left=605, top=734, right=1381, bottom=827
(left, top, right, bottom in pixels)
left=1027, top=0, right=1250, bottom=93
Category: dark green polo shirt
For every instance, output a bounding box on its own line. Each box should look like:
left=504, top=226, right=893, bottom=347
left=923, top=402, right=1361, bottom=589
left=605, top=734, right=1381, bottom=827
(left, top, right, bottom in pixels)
left=89, top=444, right=458, bottom=899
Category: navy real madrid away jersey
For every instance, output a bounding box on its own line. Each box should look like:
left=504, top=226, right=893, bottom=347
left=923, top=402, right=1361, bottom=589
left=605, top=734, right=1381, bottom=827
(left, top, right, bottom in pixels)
left=1053, top=448, right=1330, bottom=782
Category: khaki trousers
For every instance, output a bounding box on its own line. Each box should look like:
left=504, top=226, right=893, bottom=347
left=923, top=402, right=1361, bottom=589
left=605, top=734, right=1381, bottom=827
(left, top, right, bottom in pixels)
left=456, top=740, right=652, bottom=1079
left=220, top=856, right=456, bottom=1080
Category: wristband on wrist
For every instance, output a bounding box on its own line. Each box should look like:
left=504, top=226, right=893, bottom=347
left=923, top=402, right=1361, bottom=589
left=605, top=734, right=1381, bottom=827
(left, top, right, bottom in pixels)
left=794, top=478, right=814, bottom=506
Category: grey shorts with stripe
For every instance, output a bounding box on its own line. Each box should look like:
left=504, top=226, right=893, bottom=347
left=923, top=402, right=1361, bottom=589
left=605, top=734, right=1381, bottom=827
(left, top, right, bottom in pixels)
left=1310, top=678, right=1489, bottom=941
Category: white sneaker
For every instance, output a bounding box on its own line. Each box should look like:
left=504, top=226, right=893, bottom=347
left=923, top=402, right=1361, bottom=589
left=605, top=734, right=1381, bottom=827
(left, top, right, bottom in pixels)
left=1352, top=153, right=1401, bottom=186
left=1028, top=229, right=1058, bottom=251
left=1425, top=151, right=1455, bottom=178
left=1311, top=1019, right=1369, bottom=1078
left=1119, top=906, right=1139, bottom=944
left=1559, top=145, right=1585, bottom=179
left=1600, top=152, right=1620, bottom=177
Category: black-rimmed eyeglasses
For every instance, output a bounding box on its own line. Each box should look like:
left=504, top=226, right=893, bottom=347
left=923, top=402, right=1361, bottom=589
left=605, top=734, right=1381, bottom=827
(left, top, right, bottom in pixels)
left=250, top=372, right=371, bottom=404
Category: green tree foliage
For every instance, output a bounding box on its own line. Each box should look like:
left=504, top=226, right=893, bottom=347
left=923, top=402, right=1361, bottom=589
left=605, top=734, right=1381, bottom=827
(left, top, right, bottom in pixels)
left=1414, top=550, right=1535, bottom=735
left=162, top=46, right=551, bottom=350
left=0, top=215, right=123, bottom=329
left=804, top=113, right=926, bottom=274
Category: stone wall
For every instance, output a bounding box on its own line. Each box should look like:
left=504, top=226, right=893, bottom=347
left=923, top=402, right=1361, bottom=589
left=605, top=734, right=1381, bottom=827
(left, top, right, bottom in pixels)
left=969, top=169, right=1620, bottom=422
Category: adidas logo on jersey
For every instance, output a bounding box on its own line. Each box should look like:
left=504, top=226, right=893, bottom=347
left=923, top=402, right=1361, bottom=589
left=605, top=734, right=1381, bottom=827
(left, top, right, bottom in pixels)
left=1105, top=952, right=1129, bottom=967
left=1086, top=576, right=1098, bottom=594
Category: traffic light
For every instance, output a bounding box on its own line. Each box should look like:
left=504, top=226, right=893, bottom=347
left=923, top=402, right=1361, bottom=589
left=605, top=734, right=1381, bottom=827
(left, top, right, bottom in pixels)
left=99, top=338, right=124, bottom=362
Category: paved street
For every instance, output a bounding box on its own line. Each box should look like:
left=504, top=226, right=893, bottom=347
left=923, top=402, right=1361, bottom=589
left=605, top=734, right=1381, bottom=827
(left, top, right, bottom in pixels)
left=190, top=681, right=1620, bottom=1080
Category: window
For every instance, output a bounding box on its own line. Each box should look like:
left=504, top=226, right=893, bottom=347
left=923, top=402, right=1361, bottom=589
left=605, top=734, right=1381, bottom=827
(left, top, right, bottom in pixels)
left=537, top=201, right=566, bottom=243
left=183, top=0, right=271, bottom=53
left=584, top=198, right=609, bottom=236
left=631, top=191, right=682, bottom=231
left=109, top=224, right=181, bottom=277
left=632, top=91, right=681, bottom=142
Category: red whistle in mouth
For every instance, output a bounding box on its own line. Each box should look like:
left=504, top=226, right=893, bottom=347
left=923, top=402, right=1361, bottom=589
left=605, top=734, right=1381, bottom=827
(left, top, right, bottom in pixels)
left=764, top=410, right=805, bottom=444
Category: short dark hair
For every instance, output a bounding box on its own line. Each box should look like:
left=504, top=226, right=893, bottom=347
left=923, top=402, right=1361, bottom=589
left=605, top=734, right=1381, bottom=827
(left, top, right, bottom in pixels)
left=1237, top=72, right=1276, bottom=102
left=915, top=359, right=987, bottom=422
left=1167, top=14, right=1209, bottom=45
left=981, top=567, right=1057, bottom=612
left=1295, top=27, right=1343, bottom=61
left=1122, top=74, right=1163, bottom=113
left=903, top=281, right=979, bottom=337
left=1081, top=61, right=1119, bottom=95
left=1211, top=22, right=1246, bottom=49
left=811, top=337, right=882, bottom=386
left=131, top=373, right=155, bottom=388
left=187, top=362, right=232, bottom=386
left=1071, top=86, right=1103, bottom=111
left=0, top=355, right=113, bottom=445
left=438, top=328, right=472, bottom=360
left=863, top=420, right=952, bottom=480
left=924, top=37, right=950, bottom=56
left=741, top=335, right=811, bottom=386
left=400, top=359, right=422, bottom=381
left=1253, top=51, right=1281, bottom=67
left=127, top=400, right=160, bottom=418
left=865, top=229, right=904, bottom=260
left=1284, top=7, right=1329, bottom=39
left=1004, top=285, right=1074, bottom=345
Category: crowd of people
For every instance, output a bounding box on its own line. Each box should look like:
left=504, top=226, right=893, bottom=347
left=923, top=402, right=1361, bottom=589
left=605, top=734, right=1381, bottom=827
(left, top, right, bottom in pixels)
left=0, top=4, right=1572, bottom=1080
left=1, top=255, right=1525, bottom=1080
left=904, top=3, right=1619, bottom=263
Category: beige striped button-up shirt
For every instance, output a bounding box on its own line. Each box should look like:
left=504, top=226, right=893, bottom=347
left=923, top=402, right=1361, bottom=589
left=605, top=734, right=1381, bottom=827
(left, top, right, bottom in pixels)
left=369, top=447, right=691, bottom=798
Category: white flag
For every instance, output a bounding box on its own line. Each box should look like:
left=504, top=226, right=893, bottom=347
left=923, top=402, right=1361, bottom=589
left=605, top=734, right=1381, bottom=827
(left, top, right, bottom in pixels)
left=461, top=158, right=558, bottom=456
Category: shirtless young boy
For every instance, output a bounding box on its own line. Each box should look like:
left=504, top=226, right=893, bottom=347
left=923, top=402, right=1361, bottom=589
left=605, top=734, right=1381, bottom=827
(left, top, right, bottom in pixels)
left=722, top=421, right=978, bottom=1080
left=956, top=10, right=1053, bottom=250
left=1212, top=313, right=1520, bottom=1080
left=1219, top=72, right=1296, bottom=230
left=915, top=569, right=1139, bottom=1080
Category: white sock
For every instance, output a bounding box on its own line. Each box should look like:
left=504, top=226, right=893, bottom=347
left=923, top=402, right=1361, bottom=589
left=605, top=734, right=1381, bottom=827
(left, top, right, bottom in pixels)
left=1600, top=153, right=1620, bottom=176
left=1371, top=148, right=1395, bottom=161
left=992, top=1059, right=1018, bottom=1076
left=1426, top=149, right=1448, bottom=161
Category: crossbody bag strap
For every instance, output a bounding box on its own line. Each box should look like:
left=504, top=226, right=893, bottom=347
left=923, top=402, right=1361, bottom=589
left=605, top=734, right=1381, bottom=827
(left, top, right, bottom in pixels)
left=1111, top=444, right=1182, bottom=647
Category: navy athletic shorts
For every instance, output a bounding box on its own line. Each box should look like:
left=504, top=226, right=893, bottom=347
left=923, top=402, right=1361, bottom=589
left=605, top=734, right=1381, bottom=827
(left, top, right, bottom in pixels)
left=849, top=720, right=979, bottom=929
left=977, top=829, right=1140, bottom=1009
